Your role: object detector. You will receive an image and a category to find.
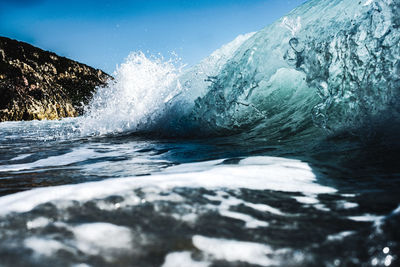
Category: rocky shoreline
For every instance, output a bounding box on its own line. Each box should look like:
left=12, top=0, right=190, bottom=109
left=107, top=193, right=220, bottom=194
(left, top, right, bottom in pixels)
left=0, top=36, right=111, bottom=122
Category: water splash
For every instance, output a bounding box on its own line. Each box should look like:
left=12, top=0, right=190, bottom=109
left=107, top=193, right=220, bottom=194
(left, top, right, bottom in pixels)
left=78, top=33, right=254, bottom=137
left=77, top=0, right=399, bottom=143
left=78, top=52, right=183, bottom=136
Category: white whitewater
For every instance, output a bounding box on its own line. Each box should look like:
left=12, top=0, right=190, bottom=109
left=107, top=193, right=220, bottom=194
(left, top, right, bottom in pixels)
left=78, top=33, right=255, bottom=136
left=0, top=0, right=399, bottom=266
left=0, top=156, right=335, bottom=215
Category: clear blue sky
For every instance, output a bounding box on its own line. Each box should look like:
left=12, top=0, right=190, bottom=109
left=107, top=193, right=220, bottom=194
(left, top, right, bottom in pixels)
left=0, top=0, right=306, bottom=74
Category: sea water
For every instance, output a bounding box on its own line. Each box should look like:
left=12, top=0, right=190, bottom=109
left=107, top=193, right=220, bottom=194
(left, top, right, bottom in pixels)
left=0, top=0, right=399, bottom=266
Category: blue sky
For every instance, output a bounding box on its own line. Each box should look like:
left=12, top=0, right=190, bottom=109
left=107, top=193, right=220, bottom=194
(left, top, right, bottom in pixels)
left=0, top=0, right=306, bottom=74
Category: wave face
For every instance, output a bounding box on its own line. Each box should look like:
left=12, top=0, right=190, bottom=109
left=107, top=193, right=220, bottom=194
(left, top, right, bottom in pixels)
left=78, top=33, right=255, bottom=136
left=80, top=0, right=400, bottom=142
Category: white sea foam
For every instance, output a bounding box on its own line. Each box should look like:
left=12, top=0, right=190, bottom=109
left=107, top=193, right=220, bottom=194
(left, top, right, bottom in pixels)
left=162, top=252, right=210, bottom=267
left=348, top=214, right=385, bottom=222
left=293, top=196, right=319, bottom=205
left=26, top=217, right=51, bottom=229
left=71, top=223, right=133, bottom=258
left=0, top=156, right=336, bottom=215
left=0, top=147, right=102, bottom=172
left=71, top=264, right=92, bottom=267
left=0, top=144, right=159, bottom=174
left=23, top=222, right=133, bottom=262
left=391, top=205, right=400, bottom=215
left=244, top=202, right=285, bottom=216
left=336, top=200, right=359, bottom=209
left=204, top=193, right=270, bottom=228
left=192, top=235, right=277, bottom=266
left=24, top=237, right=68, bottom=257
left=10, top=153, right=32, bottom=161
left=219, top=210, right=269, bottom=228
left=327, top=231, right=356, bottom=241
left=71, top=264, right=91, bottom=267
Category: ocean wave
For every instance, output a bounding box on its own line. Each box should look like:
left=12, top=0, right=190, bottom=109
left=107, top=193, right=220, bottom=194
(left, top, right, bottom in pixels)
left=77, top=0, right=399, bottom=145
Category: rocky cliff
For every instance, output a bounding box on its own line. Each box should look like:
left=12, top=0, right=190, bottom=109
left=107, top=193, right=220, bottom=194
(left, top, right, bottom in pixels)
left=0, top=36, right=111, bottom=121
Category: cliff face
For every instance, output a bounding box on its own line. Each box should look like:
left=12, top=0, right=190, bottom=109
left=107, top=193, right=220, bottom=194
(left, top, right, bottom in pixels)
left=0, top=36, right=111, bottom=121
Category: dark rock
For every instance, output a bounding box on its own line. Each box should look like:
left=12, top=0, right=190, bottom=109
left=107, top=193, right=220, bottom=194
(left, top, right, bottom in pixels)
left=0, top=36, right=112, bottom=121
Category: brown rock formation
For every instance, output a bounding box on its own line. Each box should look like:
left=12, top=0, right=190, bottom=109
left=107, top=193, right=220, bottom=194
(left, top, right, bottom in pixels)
left=0, top=36, right=112, bottom=121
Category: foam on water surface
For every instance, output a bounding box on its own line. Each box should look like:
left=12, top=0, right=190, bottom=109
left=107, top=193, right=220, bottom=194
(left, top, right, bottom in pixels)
left=0, top=147, right=101, bottom=172
left=0, top=156, right=335, bottom=215
left=0, top=155, right=349, bottom=266
left=70, top=223, right=133, bottom=259
left=192, top=235, right=279, bottom=266
left=0, top=0, right=399, bottom=266
left=10, top=153, right=32, bottom=161
left=24, top=237, right=67, bottom=257
left=162, top=252, right=209, bottom=267
left=23, top=222, right=133, bottom=262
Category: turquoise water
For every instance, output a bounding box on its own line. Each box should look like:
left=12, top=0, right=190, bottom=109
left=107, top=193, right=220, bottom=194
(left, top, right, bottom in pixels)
left=0, top=0, right=399, bottom=266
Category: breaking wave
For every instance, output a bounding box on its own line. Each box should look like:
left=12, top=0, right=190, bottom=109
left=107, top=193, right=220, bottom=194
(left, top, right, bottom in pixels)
left=79, top=0, right=400, bottom=144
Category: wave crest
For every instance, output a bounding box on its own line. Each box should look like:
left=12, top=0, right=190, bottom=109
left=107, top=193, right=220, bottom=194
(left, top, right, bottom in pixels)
left=79, top=0, right=400, bottom=143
